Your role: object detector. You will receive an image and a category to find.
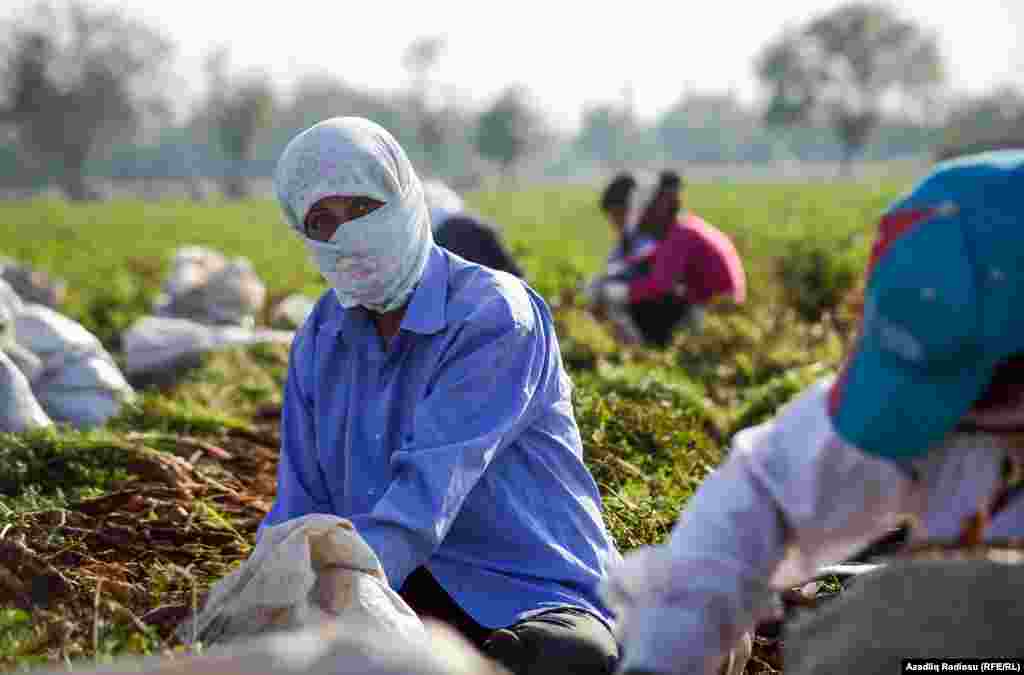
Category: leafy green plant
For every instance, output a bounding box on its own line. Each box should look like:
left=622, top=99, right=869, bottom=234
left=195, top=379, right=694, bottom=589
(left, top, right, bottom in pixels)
left=0, top=429, right=136, bottom=499
left=777, top=235, right=863, bottom=323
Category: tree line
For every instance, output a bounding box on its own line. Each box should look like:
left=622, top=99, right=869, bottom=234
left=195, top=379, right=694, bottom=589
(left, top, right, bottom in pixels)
left=1, top=1, right=1021, bottom=200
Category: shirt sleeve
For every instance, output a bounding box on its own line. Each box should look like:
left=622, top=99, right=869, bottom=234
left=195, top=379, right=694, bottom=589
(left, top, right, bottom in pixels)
left=628, top=229, right=685, bottom=303
left=606, top=377, right=918, bottom=675
left=352, top=300, right=547, bottom=588
left=258, top=326, right=333, bottom=538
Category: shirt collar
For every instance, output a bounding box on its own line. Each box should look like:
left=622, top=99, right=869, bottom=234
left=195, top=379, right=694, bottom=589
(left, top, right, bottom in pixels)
left=399, top=244, right=448, bottom=335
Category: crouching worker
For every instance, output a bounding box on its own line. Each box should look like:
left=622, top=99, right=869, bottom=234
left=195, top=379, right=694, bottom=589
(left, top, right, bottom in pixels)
left=588, top=171, right=746, bottom=348
left=603, top=150, right=1024, bottom=674
left=582, top=173, right=659, bottom=345
left=265, top=117, right=620, bottom=675
left=422, top=179, right=525, bottom=278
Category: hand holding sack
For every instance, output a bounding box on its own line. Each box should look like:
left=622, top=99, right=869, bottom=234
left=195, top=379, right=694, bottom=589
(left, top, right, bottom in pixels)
left=178, top=514, right=425, bottom=647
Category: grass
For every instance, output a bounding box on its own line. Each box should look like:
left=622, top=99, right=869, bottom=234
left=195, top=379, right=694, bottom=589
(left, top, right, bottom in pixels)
left=0, top=177, right=916, bottom=671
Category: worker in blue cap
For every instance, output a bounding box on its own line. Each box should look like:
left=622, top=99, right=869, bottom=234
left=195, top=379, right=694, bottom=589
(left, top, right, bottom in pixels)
left=604, top=150, right=1024, bottom=674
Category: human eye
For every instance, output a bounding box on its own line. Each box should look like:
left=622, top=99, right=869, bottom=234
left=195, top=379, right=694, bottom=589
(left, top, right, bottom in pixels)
left=304, top=212, right=333, bottom=240
left=351, top=197, right=373, bottom=217
left=348, top=197, right=384, bottom=220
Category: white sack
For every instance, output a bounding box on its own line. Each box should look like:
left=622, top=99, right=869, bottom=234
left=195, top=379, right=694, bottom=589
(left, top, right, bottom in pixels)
left=0, top=349, right=52, bottom=432
left=0, top=258, right=66, bottom=308
left=201, top=258, right=267, bottom=326
left=0, top=278, right=24, bottom=319
left=178, top=514, right=425, bottom=647
left=25, top=618, right=507, bottom=675
left=162, top=246, right=227, bottom=299
left=270, top=294, right=316, bottom=329
left=154, top=247, right=266, bottom=327
left=0, top=283, right=43, bottom=382
left=12, top=304, right=133, bottom=429
left=14, top=304, right=105, bottom=359
left=32, top=351, right=133, bottom=427
left=122, top=316, right=293, bottom=379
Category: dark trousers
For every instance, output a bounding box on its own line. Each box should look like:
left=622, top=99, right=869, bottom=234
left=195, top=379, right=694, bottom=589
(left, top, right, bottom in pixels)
left=399, top=566, right=618, bottom=675
left=628, top=297, right=694, bottom=347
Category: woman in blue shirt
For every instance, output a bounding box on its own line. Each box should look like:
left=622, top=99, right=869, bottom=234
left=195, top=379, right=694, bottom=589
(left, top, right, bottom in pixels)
left=265, top=116, right=620, bottom=675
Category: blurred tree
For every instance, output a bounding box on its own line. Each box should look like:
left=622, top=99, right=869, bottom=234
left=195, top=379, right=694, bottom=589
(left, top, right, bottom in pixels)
left=655, top=91, right=764, bottom=162
left=936, top=87, right=1024, bottom=160
left=198, top=47, right=275, bottom=199
left=755, top=2, right=945, bottom=175
left=402, top=35, right=449, bottom=175
left=576, top=92, right=636, bottom=170
left=0, top=1, right=174, bottom=200
left=277, top=74, right=404, bottom=134
left=474, top=85, right=544, bottom=178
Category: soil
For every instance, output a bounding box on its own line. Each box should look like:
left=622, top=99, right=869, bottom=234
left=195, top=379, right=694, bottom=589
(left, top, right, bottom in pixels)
left=0, top=413, right=282, bottom=658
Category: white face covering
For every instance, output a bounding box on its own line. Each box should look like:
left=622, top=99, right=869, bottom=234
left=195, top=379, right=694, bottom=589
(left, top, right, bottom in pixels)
left=624, top=178, right=657, bottom=236
left=274, top=117, right=433, bottom=313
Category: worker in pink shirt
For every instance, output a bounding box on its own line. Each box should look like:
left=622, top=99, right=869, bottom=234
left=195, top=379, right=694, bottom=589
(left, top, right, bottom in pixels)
left=589, top=171, right=746, bottom=347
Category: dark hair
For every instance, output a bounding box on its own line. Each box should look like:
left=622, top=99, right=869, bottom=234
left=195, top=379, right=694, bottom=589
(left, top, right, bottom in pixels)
left=636, top=170, right=685, bottom=240
left=658, top=170, right=683, bottom=192
left=600, top=173, right=636, bottom=211
left=972, top=353, right=1024, bottom=412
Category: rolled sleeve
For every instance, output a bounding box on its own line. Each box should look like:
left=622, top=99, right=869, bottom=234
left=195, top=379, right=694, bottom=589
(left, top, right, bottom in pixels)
left=259, top=328, right=333, bottom=537
left=353, top=307, right=546, bottom=588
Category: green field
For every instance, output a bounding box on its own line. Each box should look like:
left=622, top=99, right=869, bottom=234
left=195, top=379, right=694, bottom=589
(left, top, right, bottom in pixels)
left=0, top=179, right=912, bottom=671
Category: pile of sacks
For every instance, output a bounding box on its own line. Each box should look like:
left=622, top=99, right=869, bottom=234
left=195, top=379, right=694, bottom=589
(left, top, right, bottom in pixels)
left=0, top=277, right=134, bottom=433
left=0, top=257, right=67, bottom=308
left=0, top=248, right=319, bottom=431
left=153, top=246, right=267, bottom=328
left=122, top=246, right=300, bottom=387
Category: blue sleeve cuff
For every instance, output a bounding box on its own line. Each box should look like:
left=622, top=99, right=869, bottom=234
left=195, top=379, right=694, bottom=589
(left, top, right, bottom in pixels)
left=351, top=517, right=429, bottom=589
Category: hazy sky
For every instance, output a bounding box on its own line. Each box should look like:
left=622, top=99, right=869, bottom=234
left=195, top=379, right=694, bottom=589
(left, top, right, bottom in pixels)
left=7, top=0, right=1024, bottom=130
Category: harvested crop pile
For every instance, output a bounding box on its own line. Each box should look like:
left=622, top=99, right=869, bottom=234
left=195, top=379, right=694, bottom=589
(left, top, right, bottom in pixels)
left=0, top=414, right=284, bottom=664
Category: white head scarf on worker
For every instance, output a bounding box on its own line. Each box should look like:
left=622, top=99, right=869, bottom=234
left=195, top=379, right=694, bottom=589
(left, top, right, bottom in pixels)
left=422, top=179, right=465, bottom=233
left=273, top=117, right=433, bottom=313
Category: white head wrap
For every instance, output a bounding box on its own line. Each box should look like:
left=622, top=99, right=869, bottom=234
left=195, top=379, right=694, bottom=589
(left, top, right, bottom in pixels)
left=273, top=117, right=433, bottom=313
left=422, top=179, right=465, bottom=232
left=625, top=176, right=659, bottom=236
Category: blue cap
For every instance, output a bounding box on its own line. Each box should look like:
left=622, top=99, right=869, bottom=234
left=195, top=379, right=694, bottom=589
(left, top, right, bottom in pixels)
left=829, top=149, right=1024, bottom=459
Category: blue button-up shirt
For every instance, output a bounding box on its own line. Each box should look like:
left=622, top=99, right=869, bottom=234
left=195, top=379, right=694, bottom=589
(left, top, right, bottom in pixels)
left=261, top=245, right=620, bottom=628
